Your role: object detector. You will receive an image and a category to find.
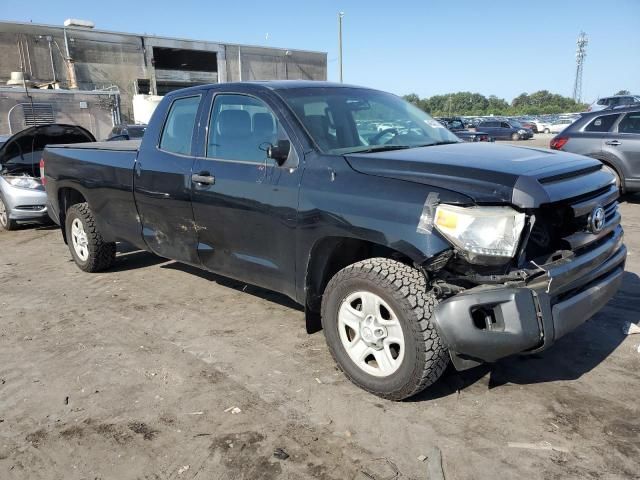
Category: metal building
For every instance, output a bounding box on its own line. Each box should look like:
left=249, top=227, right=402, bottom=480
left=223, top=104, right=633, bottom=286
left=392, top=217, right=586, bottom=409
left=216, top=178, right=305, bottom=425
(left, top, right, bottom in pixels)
left=0, top=20, right=328, bottom=126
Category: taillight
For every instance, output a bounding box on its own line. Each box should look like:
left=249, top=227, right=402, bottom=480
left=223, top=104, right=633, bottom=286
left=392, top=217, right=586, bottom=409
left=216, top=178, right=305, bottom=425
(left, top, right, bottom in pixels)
left=550, top=137, right=569, bottom=150
left=39, top=158, right=46, bottom=186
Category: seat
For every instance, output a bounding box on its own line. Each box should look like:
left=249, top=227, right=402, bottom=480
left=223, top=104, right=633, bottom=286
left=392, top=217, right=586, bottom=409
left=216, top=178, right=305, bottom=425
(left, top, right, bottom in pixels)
left=305, top=115, right=337, bottom=151
left=213, top=109, right=256, bottom=160
left=252, top=112, right=276, bottom=145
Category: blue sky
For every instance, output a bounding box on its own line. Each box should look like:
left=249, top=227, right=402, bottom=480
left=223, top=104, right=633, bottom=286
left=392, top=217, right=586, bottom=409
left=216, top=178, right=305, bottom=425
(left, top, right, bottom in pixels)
left=3, top=0, right=639, bottom=102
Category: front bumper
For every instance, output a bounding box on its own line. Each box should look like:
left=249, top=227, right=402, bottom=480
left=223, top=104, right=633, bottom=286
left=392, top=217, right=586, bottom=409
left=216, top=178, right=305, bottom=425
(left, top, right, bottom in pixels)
left=0, top=179, right=48, bottom=221
left=433, top=226, right=626, bottom=370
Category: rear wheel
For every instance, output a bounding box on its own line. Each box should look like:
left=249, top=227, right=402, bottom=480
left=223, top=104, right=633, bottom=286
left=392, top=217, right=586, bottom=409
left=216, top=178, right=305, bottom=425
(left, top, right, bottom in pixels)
left=511, top=132, right=521, bottom=141
left=65, top=202, right=116, bottom=272
left=321, top=258, right=449, bottom=400
left=544, top=128, right=550, bottom=134
left=0, top=197, right=17, bottom=231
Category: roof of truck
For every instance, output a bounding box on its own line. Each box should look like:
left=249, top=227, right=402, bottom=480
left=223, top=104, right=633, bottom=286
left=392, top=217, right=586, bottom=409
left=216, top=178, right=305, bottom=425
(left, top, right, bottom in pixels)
left=164, top=81, right=373, bottom=97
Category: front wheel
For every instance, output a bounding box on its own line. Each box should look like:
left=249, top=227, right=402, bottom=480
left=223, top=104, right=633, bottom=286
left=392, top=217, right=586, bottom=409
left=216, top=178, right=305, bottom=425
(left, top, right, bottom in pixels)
left=511, top=132, right=521, bottom=141
left=0, top=196, right=18, bottom=231
left=321, top=258, right=449, bottom=400
left=65, top=202, right=116, bottom=272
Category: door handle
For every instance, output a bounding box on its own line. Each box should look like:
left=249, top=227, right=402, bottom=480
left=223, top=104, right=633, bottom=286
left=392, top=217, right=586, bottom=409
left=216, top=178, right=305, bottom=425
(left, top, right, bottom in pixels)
left=192, top=172, right=215, bottom=185
left=605, top=140, right=621, bottom=146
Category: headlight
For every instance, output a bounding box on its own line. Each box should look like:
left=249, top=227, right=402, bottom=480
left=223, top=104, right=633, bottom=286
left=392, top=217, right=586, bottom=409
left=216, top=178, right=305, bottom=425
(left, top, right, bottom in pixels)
left=3, top=175, right=41, bottom=190
left=434, top=204, right=526, bottom=264
left=518, top=129, right=527, bottom=134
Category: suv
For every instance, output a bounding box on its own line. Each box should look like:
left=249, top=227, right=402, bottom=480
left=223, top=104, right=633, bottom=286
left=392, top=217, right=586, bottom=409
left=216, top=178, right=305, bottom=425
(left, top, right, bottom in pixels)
left=588, top=95, right=640, bottom=112
left=476, top=120, right=533, bottom=140
left=550, top=106, right=640, bottom=192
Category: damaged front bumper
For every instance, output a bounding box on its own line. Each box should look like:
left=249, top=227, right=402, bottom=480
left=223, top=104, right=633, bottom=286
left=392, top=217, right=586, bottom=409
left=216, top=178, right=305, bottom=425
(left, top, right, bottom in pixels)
left=432, top=225, right=626, bottom=370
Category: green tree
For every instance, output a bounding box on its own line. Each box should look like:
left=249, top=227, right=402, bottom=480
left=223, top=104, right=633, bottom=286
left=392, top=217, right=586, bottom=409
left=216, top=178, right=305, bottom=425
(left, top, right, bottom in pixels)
left=615, top=90, right=630, bottom=95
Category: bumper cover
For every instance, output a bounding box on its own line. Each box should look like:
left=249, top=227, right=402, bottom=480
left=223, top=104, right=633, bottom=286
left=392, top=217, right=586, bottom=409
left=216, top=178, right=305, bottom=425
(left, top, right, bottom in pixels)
left=0, top=180, right=48, bottom=220
left=433, top=226, right=626, bottom=369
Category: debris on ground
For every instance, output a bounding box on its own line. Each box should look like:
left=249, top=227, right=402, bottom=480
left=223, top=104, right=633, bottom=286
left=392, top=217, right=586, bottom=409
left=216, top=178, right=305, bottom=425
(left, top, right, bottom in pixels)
left=64, top=396, right=69, bottom=405
left=623, top=322, right=640, bottom=335
left=177, top=465, right=190, bottom=475
left=273, top=448, right=290, bottom=460
left=417, top=454, right=427, bottom=462
left=507, top=441, right=569, bottom=453
left=223, top=406, right=242, bottom=414
left=185, top=411, right=204, bottom=415
left=426, top=447, right=445, bottom=480
left=315, top=377, right=322, bottom=384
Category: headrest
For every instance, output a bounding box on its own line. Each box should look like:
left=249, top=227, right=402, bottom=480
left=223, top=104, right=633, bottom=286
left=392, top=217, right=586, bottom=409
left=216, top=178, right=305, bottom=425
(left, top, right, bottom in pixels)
left=218, top=109, right=251, bottom=137
left=253, top=112, right=275, bottom=136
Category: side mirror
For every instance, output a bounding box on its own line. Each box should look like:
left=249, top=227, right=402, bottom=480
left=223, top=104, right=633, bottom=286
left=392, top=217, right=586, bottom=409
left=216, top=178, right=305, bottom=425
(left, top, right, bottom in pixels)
left=267, top=139, right=290, bottom=166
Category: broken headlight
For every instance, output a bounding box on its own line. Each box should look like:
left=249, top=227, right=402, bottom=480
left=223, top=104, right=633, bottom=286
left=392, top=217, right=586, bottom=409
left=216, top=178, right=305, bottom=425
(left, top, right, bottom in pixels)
left=434, top=204, right=526, bottom=264
left=3, top=175, right=41, bottom=190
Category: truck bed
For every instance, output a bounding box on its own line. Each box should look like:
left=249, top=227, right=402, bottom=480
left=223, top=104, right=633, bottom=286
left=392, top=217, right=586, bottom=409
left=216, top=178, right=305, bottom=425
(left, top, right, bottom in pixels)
left=52, top=139, right=141, bottom=151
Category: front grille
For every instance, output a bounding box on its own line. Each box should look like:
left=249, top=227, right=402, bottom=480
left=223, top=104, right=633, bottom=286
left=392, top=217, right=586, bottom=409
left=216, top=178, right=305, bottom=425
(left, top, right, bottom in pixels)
left=524, top=184, right=620, bottom=262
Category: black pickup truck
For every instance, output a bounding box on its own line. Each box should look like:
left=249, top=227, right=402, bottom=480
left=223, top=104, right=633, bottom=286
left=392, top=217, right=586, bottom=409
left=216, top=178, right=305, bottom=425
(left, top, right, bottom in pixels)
left=42, top=81, right=626, bottom=400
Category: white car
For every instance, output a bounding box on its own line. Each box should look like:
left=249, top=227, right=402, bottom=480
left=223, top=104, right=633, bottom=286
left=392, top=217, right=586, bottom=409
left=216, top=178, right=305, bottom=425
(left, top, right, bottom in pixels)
left=533, top=120, right=552, bottom=133
left=548, top=118, right=574, bottom=134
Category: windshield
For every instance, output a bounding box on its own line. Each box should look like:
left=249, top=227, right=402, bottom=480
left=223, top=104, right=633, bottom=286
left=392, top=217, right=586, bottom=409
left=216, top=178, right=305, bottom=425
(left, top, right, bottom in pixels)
left=510, top=120, right=523, bottom=128
left=279, top=87, right=460, bottom=154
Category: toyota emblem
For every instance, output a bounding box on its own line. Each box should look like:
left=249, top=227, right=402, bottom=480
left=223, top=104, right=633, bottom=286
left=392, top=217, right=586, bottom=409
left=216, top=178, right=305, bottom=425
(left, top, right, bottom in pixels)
left=588, top=206, right=606, bottom=234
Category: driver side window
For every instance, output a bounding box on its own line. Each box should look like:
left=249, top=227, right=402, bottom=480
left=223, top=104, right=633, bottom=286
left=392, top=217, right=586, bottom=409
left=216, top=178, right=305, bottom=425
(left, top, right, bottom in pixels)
left=207, top=94, right=285, bottom=163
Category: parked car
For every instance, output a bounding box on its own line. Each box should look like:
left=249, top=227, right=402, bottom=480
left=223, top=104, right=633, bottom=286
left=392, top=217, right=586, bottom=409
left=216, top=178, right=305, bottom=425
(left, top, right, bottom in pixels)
left=518, top=121, right=538, bottom=133
left=550, top=106, right=640, bottom=193
left=437, top=118, right=493, bottom=142
left=588, top=95, right=640, bottom=112
left=548, top=118, right=575, bottom=134
left=476, top=120, right=533, bottom=140
left=106, top=124, right=147, bottom=141
left=533, top=120, right=552, bottom=134
left=0, top=124, right=95, bottom=230
left=42, top=81, right=625, bottom=400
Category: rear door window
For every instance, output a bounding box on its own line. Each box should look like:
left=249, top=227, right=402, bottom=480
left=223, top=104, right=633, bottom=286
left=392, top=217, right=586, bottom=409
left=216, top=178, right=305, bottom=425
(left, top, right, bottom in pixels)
left=585, top=114, right=619, bottom=132
left=618, top=112, right=640, bottom=134
left=159, top=95, right=201, bottom=155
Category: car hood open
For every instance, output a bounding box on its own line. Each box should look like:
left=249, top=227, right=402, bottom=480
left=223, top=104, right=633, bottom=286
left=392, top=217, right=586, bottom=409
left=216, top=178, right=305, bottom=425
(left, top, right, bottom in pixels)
left=345, top=142, right=615, bottom=208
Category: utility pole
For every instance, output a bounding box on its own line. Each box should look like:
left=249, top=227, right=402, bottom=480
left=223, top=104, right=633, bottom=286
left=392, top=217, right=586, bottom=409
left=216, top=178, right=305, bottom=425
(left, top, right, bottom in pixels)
left=572, top=32, right=588, bottom=103
left=338, top=12, right=344, bottom=83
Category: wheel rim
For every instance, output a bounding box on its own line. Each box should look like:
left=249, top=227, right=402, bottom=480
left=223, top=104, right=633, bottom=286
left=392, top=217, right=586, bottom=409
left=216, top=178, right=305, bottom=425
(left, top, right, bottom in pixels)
left=71, top=218, right=89, bottom=261
left=0, top=199, right=7, bottom=227
left=337, top=291, right=405, bottom=377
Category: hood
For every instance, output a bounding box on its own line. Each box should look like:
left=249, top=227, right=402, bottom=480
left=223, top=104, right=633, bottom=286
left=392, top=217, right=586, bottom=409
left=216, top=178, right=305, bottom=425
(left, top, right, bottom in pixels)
left=0, top=124, right=95, bottom=176
left=345, top=143, right=614, bottom=208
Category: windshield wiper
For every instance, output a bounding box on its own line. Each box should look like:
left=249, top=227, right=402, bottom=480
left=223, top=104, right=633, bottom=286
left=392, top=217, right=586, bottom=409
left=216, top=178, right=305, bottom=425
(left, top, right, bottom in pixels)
left=349, top=145, right=415, bottom=154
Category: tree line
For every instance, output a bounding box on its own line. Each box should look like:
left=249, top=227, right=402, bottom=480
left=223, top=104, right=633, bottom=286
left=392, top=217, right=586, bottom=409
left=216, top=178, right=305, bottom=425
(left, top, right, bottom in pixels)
left=403, top=90, right=590, bottom=116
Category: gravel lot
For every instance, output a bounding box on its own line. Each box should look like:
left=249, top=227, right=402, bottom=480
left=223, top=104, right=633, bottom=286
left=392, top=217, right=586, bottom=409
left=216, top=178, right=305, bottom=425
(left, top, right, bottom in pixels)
left=1, top=170, right=639, bottom=478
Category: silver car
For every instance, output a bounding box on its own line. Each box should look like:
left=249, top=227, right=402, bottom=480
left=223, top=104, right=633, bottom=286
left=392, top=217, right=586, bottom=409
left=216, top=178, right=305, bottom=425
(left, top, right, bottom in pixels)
left=550, top=106, right=640, bottom=193
left=0, top=124, right=95, bottom=230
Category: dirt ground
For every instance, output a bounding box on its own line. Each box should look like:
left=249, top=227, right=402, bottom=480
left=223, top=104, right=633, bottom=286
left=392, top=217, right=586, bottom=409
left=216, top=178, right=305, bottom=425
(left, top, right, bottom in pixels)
left=1, top=189, right=639, bottom=478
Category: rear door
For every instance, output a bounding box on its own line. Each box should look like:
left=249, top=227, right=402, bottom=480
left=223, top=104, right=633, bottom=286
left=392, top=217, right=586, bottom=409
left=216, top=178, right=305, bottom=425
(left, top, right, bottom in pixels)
left=609, top=111, right=640, bottom=184
left=134, top=93, right=203, bottom=264
left=189, top=89, right=303, bottom=298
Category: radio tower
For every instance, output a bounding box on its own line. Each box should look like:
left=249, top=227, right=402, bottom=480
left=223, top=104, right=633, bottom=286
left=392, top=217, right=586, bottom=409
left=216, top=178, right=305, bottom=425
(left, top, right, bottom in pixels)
left=572, top=32, right=588, bottom=103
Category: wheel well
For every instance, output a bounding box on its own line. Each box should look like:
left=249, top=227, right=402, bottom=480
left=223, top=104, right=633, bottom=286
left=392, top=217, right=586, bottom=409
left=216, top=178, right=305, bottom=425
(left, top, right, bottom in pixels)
left=589, top=156, right=625, bottom=192
left=58, top=188, right=87, bottom=243
left=305, top=237, right=413, bottom=315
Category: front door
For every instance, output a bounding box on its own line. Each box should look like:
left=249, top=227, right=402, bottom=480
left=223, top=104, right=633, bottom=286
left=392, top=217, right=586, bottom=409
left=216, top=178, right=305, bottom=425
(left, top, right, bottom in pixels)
left=134, top=93, right=202, bottom=264
left=190, top=91, right=302, bottom=297
left=609, top=111, right=640, bottom=183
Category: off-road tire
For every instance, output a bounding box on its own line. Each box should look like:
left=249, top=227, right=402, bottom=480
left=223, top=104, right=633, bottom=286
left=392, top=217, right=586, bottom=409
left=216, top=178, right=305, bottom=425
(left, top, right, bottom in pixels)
left=321, top=258, right=449, bottom=400
left=0, top=196, right=18, bottom=231
left=65, top=202, right=116, bottom=272
left=511, top=132, right=521, bottom=141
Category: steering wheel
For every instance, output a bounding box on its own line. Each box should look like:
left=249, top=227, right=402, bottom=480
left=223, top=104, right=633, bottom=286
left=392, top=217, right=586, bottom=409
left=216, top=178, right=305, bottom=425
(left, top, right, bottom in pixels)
left=369, top=128, right=399, bottom=145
